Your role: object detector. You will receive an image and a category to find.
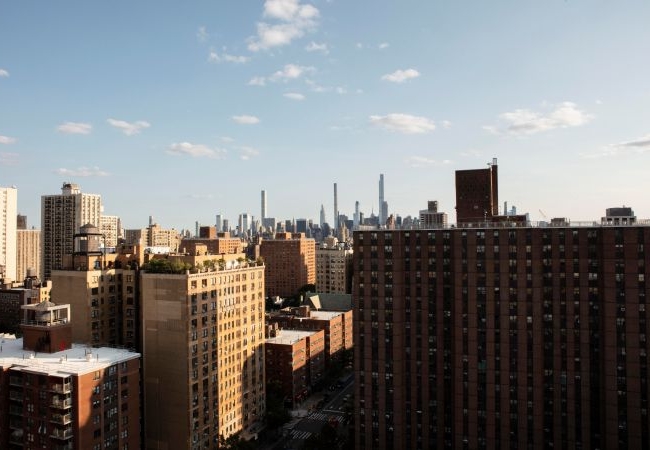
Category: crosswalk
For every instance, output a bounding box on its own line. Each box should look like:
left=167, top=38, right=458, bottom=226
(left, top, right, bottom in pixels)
left=307, top=412, right=344, bottom=423
left=289, top=429, right=312, bottom=440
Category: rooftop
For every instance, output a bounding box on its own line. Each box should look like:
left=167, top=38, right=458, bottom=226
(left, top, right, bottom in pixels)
left=266, top=329, right=319, bottom=345
left=0, top=336, right=140, bottom=377
left=309, top=310, right=343, bottom=321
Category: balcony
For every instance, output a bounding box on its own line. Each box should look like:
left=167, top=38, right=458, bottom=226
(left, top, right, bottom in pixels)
left=9, top=404, right=23, bottom=416
left=51, top=413, right=72, bottom=425
left=51, top=397, right=73, bottom=409
left=50, top=383, right=72, bottom=394
left=9, top=376, right=23, bottom=387
left=50, top=427, right=74, bottom=440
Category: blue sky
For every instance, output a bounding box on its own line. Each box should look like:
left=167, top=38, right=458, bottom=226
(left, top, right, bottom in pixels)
left=1, top=1, right=650, bottom=231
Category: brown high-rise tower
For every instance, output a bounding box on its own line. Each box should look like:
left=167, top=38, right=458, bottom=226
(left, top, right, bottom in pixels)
left=455, top=158, right=498, bottom=224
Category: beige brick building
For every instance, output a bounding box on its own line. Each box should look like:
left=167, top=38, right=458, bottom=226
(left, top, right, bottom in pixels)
left=141, top=251, right=266, bottom=448
left=316, top=237, right=352, bottom=294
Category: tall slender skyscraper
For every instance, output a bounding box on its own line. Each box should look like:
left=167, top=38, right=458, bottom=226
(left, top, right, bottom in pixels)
left=216, top=214, right=223, bottom=232
left=354, top=201, right=360, bottom=228
left=333, top=183, right=338, bottom=230
left=0, top=186, right=17, bottom=281
left=261, top=189, right=267, bottom=219
left=41, top=183, right=101, bottom=280
left=379, top=174, right=387, bottom=225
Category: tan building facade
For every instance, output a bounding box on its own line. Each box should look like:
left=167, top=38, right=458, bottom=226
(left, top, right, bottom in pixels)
left=260, top=232, right=315, bottom=298
left=16, top=229, right=40, bottom=282
left=316, top=239, right=352, bottom=294
left=0, top=187, right=17, bottom=282
left=141, top=253, right=266, bottom=448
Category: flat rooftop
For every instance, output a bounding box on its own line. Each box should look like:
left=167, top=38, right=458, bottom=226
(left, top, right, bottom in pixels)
left=0, top=337, right=140, bottom=377
left=266, top=329, right=319, bottom=345
left=309, top=310, right=342, bottom=321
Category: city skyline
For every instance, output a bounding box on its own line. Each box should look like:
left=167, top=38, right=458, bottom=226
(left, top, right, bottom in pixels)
left=2, top=1, right=650, bottom=231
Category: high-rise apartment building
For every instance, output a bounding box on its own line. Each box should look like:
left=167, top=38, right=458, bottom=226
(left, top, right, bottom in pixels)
left=0, top=187, right=17, bottom=282
left=354, top=224, right=650, bottom=449
left=0, top=301, right=141, bottom=450
left=41, top=183, right=102, bottom=280
left=124, top=222, right=180, bottom=252
left=316, top=237, right=352, bottom=294
left=100, top=214, right=122, bottom=248
left=455, top=158, right=499, bottom=224
left=141, top=251, right=266, bottom=448
left=16, top=228, right=40, bottom=282
left=260, top=232, right=315, bottom=298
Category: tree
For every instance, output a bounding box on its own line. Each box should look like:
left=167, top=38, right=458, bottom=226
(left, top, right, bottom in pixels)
left=218, top=432, right=255, bottom=450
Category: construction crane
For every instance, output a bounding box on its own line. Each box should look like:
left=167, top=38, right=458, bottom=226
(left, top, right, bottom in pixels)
left=539, top=209, right=547, bottom=220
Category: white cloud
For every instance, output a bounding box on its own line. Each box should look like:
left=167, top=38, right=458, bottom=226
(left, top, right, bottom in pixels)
left=220, top=136, right=235, bottom=143
left=582, top=134, right=650, bottom=158
left=381, top=68, right=420, bottom=83
left=0, top=135, right=17, bottom=144
left=305, top=41, right=328, bottom=54
left=232, top=115, right=260, bottom=125
left=248, top=0, right=320, bottom=51
left=57, top=122, right=92, bottom=135
left=107, top=119, right=150, bottom=136
left=0, top=69, right=8, bottom=77
left=370, top=113, right=436, bottom=134
left=284, top=92, right=305, bottom=100
left=486, top=102, right=593, bottom=135
left=197, top=26, right=208, bottom=42
left=208, top=51, right=250, bottom=64
left=355, top=42, right=363, bottom=49
left=378, top=42, right=390, bottom=50
left=270, top=63, right=315, bottom=81
left=167, top=142, right=226, bottom=159
left=406, top=156, right=452, bottom=168
left=55, top=166, right=109, bottom=177
left=248, top=76, right=267, bottom=86
left=0, top=152, right=19, bottom=165
left=441, top=120, right=452, bottom=129
left=239, top=146, right=260, bottom=160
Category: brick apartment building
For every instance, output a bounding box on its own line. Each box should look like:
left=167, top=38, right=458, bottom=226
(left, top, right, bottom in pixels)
left=265, top=327, right=325, bottom=405
left=267, top=305, right=352, bottom=364
left=260, top=233, right=315, bottom=298
left=354, top=224, right=650, bottom=449
left=0, top=301, right=141, bottom=450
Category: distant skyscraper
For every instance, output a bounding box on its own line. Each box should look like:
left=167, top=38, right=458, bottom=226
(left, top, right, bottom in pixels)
left=378, top=174, right=385, bottom=224
left=353, top=201, right=360, bottom=228
left=216, top=214, right=223, bottom=232
left=320, top=204, right=327, bottom=228
left=333, top=183, right=338, bottom=230
left=41, top=183, right=101, bottom=281
left=261, top=189, right=267, bottom=219
left=0, top=187, right=17, bottom=282
left=238, top=213, right=250, bottom=237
